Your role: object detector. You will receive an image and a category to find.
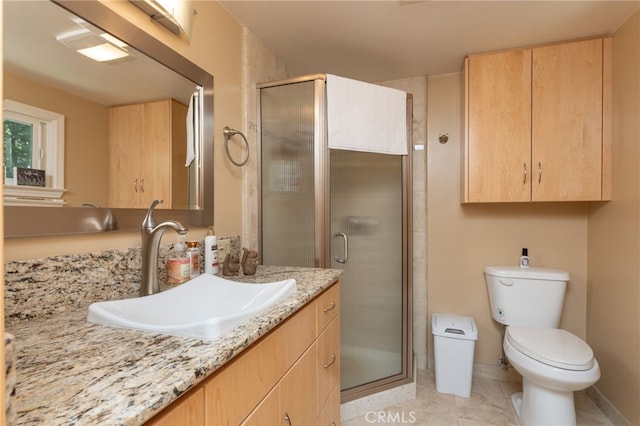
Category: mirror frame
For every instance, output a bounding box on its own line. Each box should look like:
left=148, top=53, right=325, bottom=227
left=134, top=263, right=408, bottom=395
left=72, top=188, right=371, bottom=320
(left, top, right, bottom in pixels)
left=4, top=0, right=214, bottom=238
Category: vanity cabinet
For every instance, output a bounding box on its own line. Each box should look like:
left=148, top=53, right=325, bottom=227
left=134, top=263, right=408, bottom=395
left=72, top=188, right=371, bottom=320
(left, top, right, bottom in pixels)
left=109, top=99, right=188, bottom=209
left=463, top=37, right=611, bottom=203
left=145, top=281, right=340, bottom=426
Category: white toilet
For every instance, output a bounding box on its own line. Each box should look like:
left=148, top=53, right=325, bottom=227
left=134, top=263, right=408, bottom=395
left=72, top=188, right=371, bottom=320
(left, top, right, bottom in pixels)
left=484, top=266, right=600, bottom=426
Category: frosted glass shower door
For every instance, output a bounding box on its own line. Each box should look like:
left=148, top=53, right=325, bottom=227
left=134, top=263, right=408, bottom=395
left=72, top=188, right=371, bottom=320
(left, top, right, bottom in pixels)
left=331, top=149, right=405, bottom=392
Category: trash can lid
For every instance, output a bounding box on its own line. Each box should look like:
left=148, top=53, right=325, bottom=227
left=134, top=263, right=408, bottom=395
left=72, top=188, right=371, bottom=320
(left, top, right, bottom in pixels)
left=432, top=313, right=478, bottom=340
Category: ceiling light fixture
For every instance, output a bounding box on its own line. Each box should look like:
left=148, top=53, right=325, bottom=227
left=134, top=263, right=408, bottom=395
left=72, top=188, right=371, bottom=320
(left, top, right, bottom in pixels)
left=56, top=28, right=131, bottom=63
left=129, top=0, right=194, bottom=40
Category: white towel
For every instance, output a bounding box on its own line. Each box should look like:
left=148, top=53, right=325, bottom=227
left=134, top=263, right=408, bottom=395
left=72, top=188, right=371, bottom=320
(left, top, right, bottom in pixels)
left=326, top=74, right=407, bottom=155
left=185, top=90, right=199, bottom=167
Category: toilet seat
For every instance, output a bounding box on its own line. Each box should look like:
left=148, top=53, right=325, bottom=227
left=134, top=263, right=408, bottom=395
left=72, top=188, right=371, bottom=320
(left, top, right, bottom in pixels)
left=506, top=326, right=594, bottom=371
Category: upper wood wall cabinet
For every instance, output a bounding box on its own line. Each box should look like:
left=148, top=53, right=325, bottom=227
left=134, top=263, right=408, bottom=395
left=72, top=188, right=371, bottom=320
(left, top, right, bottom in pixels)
left=463, top=37, right=612, bottom=203
left=109, top=99, right=188, bottom=209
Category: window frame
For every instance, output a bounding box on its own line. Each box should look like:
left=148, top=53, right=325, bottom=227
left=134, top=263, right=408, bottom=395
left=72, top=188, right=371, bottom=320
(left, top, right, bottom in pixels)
left=3, top=99, right=66, bottom=206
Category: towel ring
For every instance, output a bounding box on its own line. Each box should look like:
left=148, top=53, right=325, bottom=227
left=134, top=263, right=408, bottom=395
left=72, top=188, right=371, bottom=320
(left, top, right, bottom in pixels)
left=223, top=126, right=250, bottom=167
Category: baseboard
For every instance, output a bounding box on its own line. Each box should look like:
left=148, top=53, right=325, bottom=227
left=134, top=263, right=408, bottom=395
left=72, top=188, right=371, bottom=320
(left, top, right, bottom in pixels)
left=586, top=385, right=632, bottom=426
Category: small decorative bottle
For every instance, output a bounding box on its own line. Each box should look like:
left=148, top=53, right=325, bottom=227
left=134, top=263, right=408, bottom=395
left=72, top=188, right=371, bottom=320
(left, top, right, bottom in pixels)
left=186, top=241, right=201, bottom=278
left=167, top=240, right=190, bottom=284
left=520, top=247, right=530, bottom=270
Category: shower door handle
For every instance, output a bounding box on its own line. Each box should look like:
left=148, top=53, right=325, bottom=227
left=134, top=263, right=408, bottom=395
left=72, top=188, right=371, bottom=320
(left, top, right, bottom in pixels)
left=333, top=232, right=348, bottom=264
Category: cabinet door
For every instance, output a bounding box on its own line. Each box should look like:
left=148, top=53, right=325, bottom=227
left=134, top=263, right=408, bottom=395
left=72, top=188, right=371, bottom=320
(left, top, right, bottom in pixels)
left=280, top=344, right=317, bottom=426
left=532, top=38, right=604, bottom=201
left=109, top=104, right=142, bottom=207
left=141, top=100, right=172, bottom=208
left=466, top=49, right=532, bottom=202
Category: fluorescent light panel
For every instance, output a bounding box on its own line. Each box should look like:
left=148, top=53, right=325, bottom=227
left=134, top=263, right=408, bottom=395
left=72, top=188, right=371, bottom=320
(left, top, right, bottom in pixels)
left=56, top=28, right=130, bottom=63
left=77, top=43, right=129, bottom=62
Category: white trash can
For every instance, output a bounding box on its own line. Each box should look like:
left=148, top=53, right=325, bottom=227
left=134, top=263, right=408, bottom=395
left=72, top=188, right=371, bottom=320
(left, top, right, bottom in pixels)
left=432, top=313, right=478, bottom=398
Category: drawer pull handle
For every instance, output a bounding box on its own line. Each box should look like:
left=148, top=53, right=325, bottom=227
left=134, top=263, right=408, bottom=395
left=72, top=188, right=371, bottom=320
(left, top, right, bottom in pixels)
left=324, top=353, right=336, bottom=368
left=523, top=163, right=527, bottom=184
left=284, top=412, right=292, bottom=426
left=323, top=302, right=336, bottom=313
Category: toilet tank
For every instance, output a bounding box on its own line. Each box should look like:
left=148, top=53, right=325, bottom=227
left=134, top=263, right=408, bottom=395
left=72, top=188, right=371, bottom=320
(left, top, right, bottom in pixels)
left=484, top=266, right=570, bottom=328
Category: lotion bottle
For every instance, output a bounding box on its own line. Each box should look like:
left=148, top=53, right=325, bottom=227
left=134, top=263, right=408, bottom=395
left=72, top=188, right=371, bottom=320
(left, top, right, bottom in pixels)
left=520, top=247, right=530, bottom=270
left=204, top=226, right=219, bottom=275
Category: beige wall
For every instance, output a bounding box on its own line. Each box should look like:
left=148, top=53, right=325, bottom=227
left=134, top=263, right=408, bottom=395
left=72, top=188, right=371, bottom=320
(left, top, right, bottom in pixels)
left=426, top=73, right=589, bottom=366
left=4, top=71, right=109, bottom=207
left=241, top=27, right=291, bottom=250
left=587, top=9, right=640, bottom=424
left=5, top=0, right=244, bottom=260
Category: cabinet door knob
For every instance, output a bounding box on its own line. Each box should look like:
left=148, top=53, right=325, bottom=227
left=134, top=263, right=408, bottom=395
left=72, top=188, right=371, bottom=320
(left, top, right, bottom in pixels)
left=134, top=179, right=138, bottom=193
left=140, top=178, right=145, bottom=192
left=284, top=412, right=292, bottom=426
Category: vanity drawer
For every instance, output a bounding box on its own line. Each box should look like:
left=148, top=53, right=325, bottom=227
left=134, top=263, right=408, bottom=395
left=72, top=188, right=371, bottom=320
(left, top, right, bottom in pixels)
left=317, top=316, right=340, bottom=415
left=316, top=282, right=340, bottom=335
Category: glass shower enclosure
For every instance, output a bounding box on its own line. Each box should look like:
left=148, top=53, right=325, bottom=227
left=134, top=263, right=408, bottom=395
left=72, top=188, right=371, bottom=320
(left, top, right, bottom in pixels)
left=258, top=75, right=412, bottom=401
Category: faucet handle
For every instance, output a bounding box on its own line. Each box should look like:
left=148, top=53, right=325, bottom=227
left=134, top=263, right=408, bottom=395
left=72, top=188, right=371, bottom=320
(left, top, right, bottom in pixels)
left=143, top=199, right=164, bottom=229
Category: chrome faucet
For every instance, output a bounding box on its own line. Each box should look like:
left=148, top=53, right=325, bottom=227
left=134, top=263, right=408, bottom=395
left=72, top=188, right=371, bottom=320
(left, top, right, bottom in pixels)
left=140, top=199, right=188, bottom=296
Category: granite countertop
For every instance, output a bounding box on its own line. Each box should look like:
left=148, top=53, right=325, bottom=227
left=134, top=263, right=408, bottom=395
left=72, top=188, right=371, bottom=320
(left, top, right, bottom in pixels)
left=6, top=266, right=342, bottom=425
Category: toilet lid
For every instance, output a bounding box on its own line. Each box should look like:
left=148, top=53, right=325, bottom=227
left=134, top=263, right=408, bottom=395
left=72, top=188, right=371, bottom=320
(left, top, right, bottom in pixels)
left=506, top=326, right=595, bottom=371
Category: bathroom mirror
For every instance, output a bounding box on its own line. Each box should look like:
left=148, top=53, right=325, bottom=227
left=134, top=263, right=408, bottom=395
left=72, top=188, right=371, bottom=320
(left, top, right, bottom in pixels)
left=3, top=0, right=214, bottom=237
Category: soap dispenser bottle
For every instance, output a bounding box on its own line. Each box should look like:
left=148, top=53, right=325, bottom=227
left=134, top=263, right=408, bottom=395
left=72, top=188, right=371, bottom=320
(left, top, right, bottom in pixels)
left=520, top=247, right=530, bottom=270
left=167, top=240, right=190, bottom=284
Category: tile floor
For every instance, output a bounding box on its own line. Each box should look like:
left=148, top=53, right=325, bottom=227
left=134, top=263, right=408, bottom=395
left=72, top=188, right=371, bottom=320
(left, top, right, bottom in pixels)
left=342, top=368, right=613, bottom=425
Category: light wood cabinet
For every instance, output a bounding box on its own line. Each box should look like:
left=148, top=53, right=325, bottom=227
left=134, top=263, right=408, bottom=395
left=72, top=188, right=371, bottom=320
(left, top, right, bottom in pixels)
left=145, top=282, right=341, bottom=426
left=463, top=37, right=611, bottom=203
left=109, top=99, right=188, bottom=209
left=242, top=284, right=341, bottom=426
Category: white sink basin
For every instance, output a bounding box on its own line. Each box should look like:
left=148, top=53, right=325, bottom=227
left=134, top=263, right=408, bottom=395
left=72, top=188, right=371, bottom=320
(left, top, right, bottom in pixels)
left=87, top=274, right=297, bottom=340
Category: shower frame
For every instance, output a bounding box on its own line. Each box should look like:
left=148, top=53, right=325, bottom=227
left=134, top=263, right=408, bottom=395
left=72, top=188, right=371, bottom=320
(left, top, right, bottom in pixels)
left=256, top=74, right=413, bottom=403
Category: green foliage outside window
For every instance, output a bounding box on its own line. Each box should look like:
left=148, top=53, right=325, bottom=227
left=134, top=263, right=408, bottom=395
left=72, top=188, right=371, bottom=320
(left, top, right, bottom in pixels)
left=3, top=119, right=33, bottom=179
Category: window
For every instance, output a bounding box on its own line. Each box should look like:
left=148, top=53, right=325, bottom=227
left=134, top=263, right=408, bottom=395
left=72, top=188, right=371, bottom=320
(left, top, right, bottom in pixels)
left=4, top=113, right=41, bottom=179
left=3, top=100, right=65, bottom=206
